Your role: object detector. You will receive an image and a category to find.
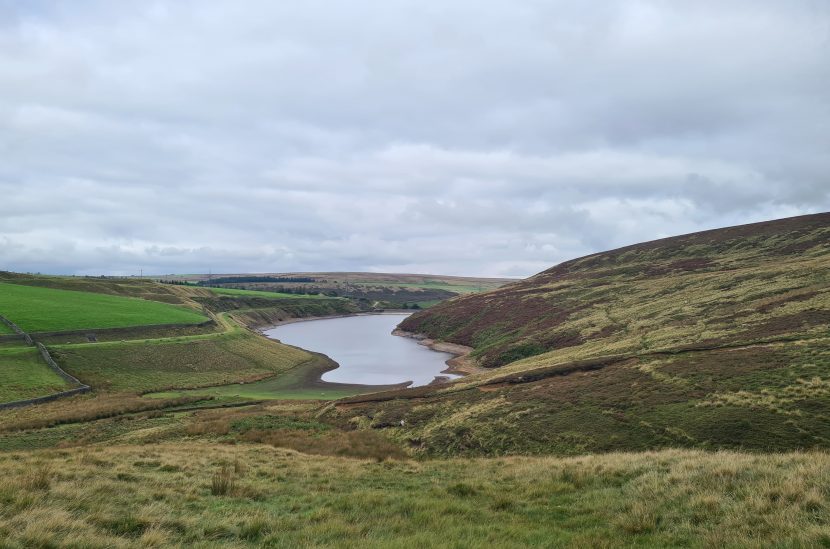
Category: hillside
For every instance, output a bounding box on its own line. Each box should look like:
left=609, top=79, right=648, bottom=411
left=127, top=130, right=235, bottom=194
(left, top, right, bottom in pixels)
left=168, top=271, right=513, bottom=309
left=329, top=213, right=830, bottom=455
left=0, top=274, right=361, bottom=406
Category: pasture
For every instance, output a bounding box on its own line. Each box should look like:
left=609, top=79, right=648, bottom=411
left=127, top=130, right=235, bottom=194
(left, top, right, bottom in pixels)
left=0, top=282, right=207, bottom=333
left=50, top=331, right=311, bottom=394
left=0, top=347, right=71, bottom=402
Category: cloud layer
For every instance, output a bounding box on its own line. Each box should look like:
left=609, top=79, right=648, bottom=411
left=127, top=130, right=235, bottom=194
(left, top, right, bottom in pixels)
left=1, top=0, right=828, bottom=276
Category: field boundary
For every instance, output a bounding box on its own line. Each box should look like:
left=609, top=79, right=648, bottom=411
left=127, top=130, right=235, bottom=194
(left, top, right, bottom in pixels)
left=0, top=314, right=91, bottom=410
left=35, top=343, right=88, bottom=387
left=0, top=314, right=33, bottom=345
left=0, top=386, right=91, bottom=410
left=28, top=318, right=215, bottom=340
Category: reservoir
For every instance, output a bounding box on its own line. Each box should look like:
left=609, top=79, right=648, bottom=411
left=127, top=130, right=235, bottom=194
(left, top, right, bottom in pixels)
left=264, top=313, right=458, bottom=387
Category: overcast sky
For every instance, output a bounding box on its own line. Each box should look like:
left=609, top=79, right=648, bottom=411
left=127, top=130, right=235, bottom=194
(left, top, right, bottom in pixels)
left=1, top=1, right=828, bottom=277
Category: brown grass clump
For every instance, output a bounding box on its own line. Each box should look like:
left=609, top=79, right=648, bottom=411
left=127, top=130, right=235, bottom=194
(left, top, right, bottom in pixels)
left=211, top=464, right=236, bottom=496
left=19, top=463, right=52, bottom=491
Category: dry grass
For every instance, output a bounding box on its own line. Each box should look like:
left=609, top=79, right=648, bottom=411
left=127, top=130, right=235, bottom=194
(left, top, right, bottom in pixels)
left=0, top=444, right=828, bottom=547
left=0, top=393, right=208, bottom=433
left=210, top=464, right=236, bottom=496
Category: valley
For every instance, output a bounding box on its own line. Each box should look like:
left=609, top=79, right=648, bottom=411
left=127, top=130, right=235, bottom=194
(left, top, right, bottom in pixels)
left=0, top=213, right=828, bottom=546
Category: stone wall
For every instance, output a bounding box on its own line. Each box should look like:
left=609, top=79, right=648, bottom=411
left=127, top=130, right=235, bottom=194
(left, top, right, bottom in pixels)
left=0, top=315, right=91, bottom=409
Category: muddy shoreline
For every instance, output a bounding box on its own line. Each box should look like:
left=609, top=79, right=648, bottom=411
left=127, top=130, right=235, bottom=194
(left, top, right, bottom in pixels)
left=391, top=329, right=484, bottom=376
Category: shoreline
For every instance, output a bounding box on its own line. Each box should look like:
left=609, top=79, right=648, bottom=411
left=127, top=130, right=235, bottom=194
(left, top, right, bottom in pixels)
left=391, top=329, right=485, bottom=376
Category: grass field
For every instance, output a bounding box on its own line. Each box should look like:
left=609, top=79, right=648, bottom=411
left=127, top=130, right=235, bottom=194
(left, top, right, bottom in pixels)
left=0, top=443, right=828, bottom=547
left=51, top=331, right=312, bottom=394
left=209, top=287, right=333, bottom=300
left=0, top=322, right=13, bottom=334
left=0, top=347, right=71, bottom=402
left=0, top=282, right=207, bottom=333
left=147, top=356, right=383, bottom=401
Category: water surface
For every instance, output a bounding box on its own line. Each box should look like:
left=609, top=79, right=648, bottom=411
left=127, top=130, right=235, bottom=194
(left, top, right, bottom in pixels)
left=264, top=314, right=457, bottom=386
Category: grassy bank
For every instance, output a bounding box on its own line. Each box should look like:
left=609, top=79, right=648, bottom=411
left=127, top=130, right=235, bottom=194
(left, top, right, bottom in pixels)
left=0, top=282, right=207, bottom=333
left=0, top=443, right=828, bottom=547
left=147, top=352, right=397, bottom=401
left=50, top=330, right=312, bottom=394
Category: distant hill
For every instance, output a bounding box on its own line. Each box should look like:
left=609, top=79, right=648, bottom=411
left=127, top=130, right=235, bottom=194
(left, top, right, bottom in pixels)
left=331, top=213, right=830, bottom=456
left=166, top=271, right=513, bottom=309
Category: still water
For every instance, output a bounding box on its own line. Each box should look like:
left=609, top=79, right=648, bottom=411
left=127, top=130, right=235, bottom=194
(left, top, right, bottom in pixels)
left=264, top=314, right=457, bottom=387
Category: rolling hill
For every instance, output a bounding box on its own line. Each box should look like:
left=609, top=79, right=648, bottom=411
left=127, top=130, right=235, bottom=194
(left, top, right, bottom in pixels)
left=330, top=213, right=830, bottom=455
left=0, top=215, right=829, bottom=546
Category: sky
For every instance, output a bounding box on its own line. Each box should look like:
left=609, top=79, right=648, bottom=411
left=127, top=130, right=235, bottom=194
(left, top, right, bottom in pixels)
left=1, top=1, right=828, bottom=278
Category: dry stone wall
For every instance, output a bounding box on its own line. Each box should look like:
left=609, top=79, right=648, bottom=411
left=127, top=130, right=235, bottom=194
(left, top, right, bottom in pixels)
left=0, top=315, right=91, bottom=410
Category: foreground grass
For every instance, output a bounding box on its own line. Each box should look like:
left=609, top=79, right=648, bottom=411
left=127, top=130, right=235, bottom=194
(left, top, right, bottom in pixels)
left=0, top=282, right=207, bottom=333
left=0, top=444, right=827, bottom=547
left=0, top=347, right=71, bottom=401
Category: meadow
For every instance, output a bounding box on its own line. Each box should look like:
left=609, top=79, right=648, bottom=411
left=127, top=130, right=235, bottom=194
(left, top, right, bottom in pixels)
left=0, top=347, right=71, bottom=402
left=0, top=442, right=827, bottom=547
left=50, top=329, right=313, bottom=394
left=0, top=282, right=207, bottom=333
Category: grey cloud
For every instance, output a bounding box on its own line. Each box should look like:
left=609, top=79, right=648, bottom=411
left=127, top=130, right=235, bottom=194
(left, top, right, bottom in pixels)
left=0, top=0, right=827, bottom=277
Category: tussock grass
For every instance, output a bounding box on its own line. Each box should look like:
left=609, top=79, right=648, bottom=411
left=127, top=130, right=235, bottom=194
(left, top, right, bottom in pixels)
left=0, top=444, right=828, bottom=547
left=211, top=464, right=236, bottom=496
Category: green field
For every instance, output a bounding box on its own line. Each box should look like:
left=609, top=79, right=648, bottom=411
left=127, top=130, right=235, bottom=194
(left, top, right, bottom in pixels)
left=0, top=282, right=207, bottom=333
left=0, top=322, right=13, bottom=334
left=0, top=347, right=71, bottom=402
left=209, top=287, right=333, bottom=300
left=51, top=331, right=311, bottom=394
